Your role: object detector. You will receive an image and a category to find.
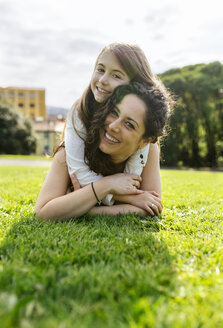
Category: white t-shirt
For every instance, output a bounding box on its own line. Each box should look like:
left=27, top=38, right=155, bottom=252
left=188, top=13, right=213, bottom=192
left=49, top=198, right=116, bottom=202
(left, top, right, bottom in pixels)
left=65, top=104, right=150, bottom=205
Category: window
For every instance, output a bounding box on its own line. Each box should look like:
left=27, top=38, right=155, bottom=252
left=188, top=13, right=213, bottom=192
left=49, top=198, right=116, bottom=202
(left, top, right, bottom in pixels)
left=8, top=92, right=14, bottom=98
left=29, top=93, right=35, bottom=98
left=44, top=132, right=49, bottom=138
left=18, top=103, right=24, bottom=107
left=18, top=93, right=24, bottom=98
left=43, top=145, right=49, bottom=155
left=30, top=103, right=35, bottom=108
left=0, top=92, right=4, bottom=97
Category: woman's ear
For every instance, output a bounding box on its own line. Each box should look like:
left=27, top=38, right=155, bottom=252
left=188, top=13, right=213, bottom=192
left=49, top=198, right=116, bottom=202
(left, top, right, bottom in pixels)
left=138, top=137, right=154, bottom=149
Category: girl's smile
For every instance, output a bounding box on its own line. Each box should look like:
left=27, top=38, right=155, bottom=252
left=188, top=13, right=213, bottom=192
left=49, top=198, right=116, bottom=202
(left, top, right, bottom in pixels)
left=91, top=51, right=130, bottom=103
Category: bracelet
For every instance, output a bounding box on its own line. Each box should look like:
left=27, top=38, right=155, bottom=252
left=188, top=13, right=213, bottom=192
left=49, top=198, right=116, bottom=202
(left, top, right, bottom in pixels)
left=91, top=182, right=101, bottom=205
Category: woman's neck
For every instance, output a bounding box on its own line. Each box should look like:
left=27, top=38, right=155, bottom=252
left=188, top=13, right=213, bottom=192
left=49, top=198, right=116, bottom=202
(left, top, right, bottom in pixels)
left=112, top=161, right=126, bottom=173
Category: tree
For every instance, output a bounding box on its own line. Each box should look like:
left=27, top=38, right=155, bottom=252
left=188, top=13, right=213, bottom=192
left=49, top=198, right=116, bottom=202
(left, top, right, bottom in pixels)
left=160, top=61, right=223, bottom=167
left=0, top=99, right=36, bottom=154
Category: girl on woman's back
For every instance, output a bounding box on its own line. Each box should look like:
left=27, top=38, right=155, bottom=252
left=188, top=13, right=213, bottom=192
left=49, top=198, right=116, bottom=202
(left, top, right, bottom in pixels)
left=34, top=43, right=173, bottom=221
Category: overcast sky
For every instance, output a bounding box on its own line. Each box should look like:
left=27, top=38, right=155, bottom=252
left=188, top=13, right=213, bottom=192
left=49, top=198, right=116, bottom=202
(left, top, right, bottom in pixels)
left=0, top=0, right=222, bottom=108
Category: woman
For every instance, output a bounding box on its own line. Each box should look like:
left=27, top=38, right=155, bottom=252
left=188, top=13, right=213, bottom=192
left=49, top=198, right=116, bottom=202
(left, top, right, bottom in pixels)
left=34, top=82, right=170, bottom=221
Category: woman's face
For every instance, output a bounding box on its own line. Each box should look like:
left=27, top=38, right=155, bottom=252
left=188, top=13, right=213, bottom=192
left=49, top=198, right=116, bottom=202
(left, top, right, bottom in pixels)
left=91, top=51, right=130, bottom=103
left=99, top=94, right=149, bottom=163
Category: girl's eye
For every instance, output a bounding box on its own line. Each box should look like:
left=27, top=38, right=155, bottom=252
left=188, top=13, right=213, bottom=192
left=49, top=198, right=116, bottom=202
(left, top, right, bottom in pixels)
left=113, top=74, right=121, bottom=79
left=126, top=121, right=135, bottom=130
left=96, top=68, right=104, bottom=73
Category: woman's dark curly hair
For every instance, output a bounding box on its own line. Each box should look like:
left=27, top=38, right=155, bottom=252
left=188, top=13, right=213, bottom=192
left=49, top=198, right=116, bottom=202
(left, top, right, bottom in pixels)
left=84, top=82, right=172, bottom=176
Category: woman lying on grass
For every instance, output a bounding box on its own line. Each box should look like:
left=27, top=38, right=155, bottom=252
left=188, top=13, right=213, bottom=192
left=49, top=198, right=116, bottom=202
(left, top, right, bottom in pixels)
left=34, top=83, right=170, bottom=221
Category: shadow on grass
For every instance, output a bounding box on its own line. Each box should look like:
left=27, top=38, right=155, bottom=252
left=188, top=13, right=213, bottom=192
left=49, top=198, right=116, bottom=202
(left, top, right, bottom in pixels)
left=0, top=213, right=176, bottom=328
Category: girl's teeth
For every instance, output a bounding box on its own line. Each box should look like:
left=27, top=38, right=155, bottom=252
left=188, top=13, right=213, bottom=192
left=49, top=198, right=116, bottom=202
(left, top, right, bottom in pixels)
left=98, top=87, right=109, bottom=94
left=105, top=132, right=119, bottom=143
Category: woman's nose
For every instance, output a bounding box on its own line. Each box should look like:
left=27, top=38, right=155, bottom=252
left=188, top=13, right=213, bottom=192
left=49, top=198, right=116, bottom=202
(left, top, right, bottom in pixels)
left=109, top=119, right=120, bottom=132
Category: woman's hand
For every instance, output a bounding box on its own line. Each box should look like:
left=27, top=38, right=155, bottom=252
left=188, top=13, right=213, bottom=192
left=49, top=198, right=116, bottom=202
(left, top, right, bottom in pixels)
left=103, top=173, right=144, bottom=196
left=113, top=191, right=163, bottom=216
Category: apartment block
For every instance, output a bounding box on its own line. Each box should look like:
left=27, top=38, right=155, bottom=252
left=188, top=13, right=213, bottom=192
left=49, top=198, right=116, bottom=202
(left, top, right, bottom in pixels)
left=0, top=86, right=46, bottom=119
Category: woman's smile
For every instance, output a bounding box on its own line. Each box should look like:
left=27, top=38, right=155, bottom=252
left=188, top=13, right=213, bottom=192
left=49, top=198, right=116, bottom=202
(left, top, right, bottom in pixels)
left=99, top=94, right=148, bottom=163
left=104, top=131, right=120, bottom=144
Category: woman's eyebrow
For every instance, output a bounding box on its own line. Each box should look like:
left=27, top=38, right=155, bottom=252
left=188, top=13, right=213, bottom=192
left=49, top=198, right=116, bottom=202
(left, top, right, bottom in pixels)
left=115, top=105, right=120, bottom=113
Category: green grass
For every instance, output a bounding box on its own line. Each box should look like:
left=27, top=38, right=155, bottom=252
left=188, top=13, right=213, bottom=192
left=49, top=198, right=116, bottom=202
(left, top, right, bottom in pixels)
left=0, top=166, right=223, bottom=328
left=0, top=155, right=52, bottom=160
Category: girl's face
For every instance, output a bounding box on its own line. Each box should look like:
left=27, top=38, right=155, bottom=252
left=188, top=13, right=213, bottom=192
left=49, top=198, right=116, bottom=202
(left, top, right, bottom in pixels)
left=99, top=94, right=149, bottom=163
left=91, top=51, right=130, bottom=103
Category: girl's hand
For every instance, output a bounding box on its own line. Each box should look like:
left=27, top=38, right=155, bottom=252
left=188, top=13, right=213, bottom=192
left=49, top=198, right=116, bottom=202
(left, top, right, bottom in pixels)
left=103, top=173, right=144, bottom=196
left=66, top=174, right=81, bottom=194
left=114, top=191, right=163, bottom=216
left=70, top=173, right=81, bottom=190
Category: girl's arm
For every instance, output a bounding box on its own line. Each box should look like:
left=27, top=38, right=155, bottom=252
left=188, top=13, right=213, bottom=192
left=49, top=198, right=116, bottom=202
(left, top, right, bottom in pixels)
left=34, top=148, right=143, bottom=221
left=141, top=142, right=161, bottom=195
left=113, top=143, right=163, bottom=216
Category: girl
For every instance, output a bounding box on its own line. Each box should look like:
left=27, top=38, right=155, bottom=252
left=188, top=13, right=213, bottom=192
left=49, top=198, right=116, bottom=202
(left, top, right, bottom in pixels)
left=65, top=43, right=170, bottom=206
left=34, top=82, right=171, bottom=221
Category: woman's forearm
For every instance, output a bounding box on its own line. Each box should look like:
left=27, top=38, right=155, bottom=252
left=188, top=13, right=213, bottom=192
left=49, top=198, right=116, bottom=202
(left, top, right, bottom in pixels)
left=88, top=204, right=147, bottom=216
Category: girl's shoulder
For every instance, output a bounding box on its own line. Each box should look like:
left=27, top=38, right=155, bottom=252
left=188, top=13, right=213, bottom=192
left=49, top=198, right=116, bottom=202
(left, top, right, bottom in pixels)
left=66, top=100, right=86, bottom=134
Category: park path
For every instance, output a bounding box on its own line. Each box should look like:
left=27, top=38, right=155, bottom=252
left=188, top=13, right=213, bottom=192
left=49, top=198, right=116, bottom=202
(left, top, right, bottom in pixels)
left=0, top=159, right=51, bottom=167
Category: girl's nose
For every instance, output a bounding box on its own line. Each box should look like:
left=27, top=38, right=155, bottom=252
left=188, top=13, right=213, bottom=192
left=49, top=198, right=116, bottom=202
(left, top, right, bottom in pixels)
left=99, top=73, right=108, bottom=84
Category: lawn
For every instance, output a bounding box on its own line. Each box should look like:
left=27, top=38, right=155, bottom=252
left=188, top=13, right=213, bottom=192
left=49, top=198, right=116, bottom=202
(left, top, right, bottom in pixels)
left=0, top=155, right=52, bottom=161
left=0, top=166, right=223, bottom=328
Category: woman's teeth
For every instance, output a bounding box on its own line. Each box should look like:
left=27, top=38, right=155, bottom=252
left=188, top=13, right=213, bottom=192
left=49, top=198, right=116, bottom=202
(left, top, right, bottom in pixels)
left=105, top=132, right=119, bottom=143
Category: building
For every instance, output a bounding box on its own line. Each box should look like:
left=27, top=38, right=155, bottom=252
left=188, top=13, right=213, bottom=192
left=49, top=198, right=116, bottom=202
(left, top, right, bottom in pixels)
left=0, top=86, right=67, bottom=156
left=0, top=86, right=46, bottom=119
left=34, top=117, right=65, bottom=156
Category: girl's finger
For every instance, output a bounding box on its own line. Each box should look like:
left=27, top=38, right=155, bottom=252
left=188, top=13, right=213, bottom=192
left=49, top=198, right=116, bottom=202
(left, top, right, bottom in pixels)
left=70, top=174, right=80, bottom=190
left=151, top=191, right=159, bottom=197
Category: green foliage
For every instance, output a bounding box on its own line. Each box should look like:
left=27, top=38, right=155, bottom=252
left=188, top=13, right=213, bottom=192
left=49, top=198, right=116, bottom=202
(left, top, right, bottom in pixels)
left=0, top=166, right=223, bottom=327
left=0, top=100, right=36, bottom=154
left=160, top=61, right=223, bottom=167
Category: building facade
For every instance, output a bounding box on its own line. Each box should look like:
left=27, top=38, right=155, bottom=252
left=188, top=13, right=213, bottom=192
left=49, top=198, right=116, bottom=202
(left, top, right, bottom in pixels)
left=34, top=117, right=65, bottom=156
left=0, top=86, right=46, bottom=119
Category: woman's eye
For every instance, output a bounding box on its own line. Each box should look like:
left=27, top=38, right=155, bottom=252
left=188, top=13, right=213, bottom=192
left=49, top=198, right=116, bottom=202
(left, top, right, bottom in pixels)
left=126, top=122, right=135, bottom=129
